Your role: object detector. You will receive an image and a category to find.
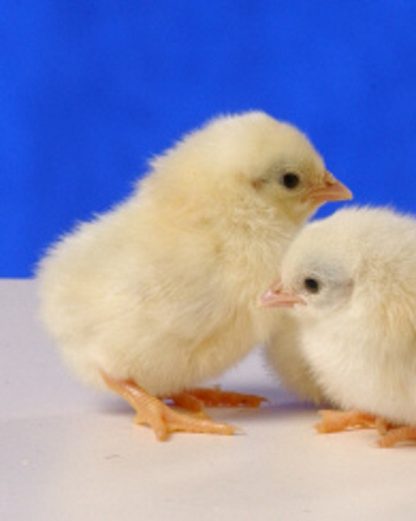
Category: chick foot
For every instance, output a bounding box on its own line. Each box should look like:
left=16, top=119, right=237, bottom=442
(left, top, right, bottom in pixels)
left=378, top=426, right=416, bottom=448
left=101, top=372, right=235, bottom=441
left=316, top=409, right=377, bottom=433
left=172, top=386, right=267, bottom=411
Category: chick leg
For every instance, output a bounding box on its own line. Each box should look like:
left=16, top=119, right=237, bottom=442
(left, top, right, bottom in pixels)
left=378, top=426, right=416, bottom=448
left=316, top=409, right=377, bottom=433
left=101, top=372, right=235, bottom=441
left=172, top=386, right=267, bottom=410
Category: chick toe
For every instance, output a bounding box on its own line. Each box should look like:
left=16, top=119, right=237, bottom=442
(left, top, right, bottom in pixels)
left=374, top=417, right=397, bottom=435
left=378, top=426, right=416, bottom=448
left=169, top=392, right=206, bottom=413
left=181, top=387, right=267, bottom=408
left=316, top=409, right=377, bottom=433
left=137, top=406, right=236, bottom=440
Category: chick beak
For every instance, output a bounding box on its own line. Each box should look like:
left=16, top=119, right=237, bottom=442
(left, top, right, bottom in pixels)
left=307, top=171, right=353, bottom=204
left=259, top=281, right=306, bottom=308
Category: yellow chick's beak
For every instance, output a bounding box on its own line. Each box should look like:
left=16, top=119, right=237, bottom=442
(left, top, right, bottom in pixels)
left=307, top=171, right=353, bottom=204
left=259, top=281, right=306, bottom=308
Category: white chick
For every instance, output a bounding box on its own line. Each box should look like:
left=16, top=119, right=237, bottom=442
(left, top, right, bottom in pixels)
left=261, top=206, right=416, bottom=447
left=37, top=111, right=351, bottom=441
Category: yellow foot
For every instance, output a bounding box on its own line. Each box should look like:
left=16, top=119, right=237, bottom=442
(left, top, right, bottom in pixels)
left=101, top=372, right=235, bottom=441
left=171, top=386, right=267, bottom=410
left=378, top=426, right=416, bottom=448
left=316, top=409, right=377, bottom=433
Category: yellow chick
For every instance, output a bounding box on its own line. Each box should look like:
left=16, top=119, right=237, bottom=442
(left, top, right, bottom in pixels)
left=37, top=111, right=351, bottom=440
left=261, top=207, right=416, bottom=447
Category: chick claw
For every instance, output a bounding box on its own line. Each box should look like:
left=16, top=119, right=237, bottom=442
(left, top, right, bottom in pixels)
left=101, top=372, right=235, bottom=441
left=316, top=409, right=377, bottom=433
left=172, top=387, right=267, bottom=411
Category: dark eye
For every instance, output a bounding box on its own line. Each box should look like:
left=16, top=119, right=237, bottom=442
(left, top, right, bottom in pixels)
left=281, top=172, right=300, bottom=189
left=304, top=278, right=320, bottom=293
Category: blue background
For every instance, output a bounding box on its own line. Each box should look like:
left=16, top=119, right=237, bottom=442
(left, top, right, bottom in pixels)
left=3, top=1, right=416, bottom=277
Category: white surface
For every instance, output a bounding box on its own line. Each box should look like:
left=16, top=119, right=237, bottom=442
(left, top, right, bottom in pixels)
left=1, top=280, right=416, bottom=521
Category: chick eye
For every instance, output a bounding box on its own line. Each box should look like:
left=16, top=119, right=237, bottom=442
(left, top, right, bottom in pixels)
left=281, top=172, right=300, bottom=189
left=304, top=278, right=320, bottom=293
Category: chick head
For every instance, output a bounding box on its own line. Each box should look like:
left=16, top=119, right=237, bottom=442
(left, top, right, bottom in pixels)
left=260, top=209, right=368, bottom=316
left=149, top=111, right=352, bottom=224
left=261, top=206, right=416, bottom=319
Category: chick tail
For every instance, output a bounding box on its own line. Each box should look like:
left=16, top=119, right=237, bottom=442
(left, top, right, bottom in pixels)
left=101, top=372, right=236, bottom=441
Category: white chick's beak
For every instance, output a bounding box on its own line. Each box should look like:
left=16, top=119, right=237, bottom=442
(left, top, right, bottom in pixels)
left=259, top=281, right=306, bottom=308
left=306, top=171, right=353, bottom=204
